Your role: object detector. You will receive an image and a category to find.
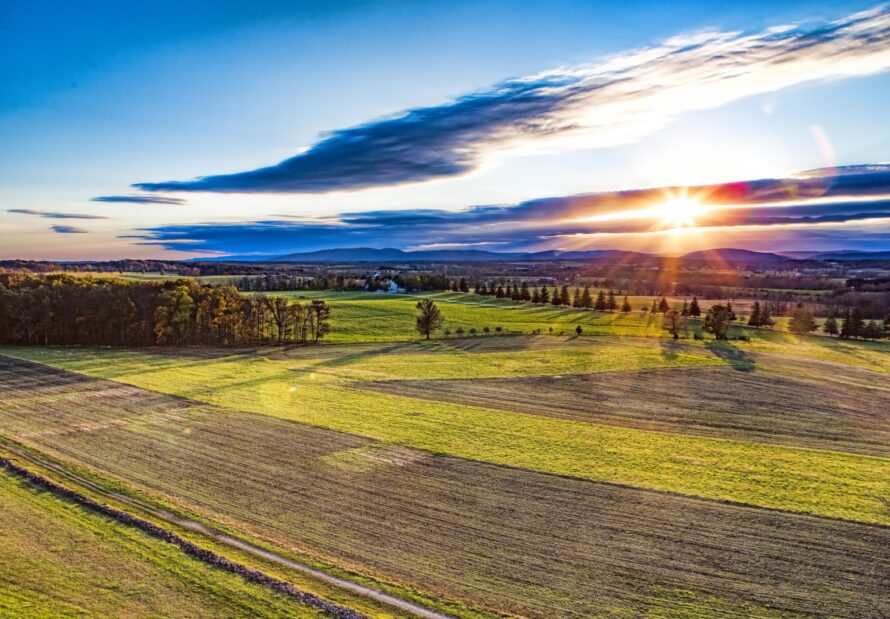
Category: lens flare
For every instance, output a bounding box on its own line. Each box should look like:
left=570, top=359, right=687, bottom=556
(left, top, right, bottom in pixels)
left=655, top=194, right=703, bottom=228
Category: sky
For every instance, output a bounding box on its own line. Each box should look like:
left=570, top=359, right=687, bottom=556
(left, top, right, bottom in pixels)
left=2, top=0, right=890, bottom=260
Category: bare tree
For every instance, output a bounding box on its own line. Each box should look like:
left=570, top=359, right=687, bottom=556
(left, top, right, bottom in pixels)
left=415, top=299, right=443, bottom=340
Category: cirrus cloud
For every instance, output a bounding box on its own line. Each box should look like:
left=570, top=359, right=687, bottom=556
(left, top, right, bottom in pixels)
left=8, top=208, right=107, bottom=220
left=92, top=195, right=187, bottom=205
left=131, top=6, right=890, bottom=195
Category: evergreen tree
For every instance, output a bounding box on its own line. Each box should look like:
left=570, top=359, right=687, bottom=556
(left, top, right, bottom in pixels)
left=650, top=299, right=659, bottom=314
left=759, top=303, right=773, bottom=327
left=788, top=303, right=817, bottom=334
left=748, top=301, right=762, bottom=327
left=621, top=296, right=632, bottom=313
left=539, top=286, right=550, bottom=304
left=551, top=286, right=562, bottom=306
left=689, top=296, right=701, bottom=317
left=658, top=297, right=670, bottom=314
left=607, top=290, right=617, bottom=312
left=559, top=285, right=571, bottom=306
left=580, top=286, right=593, bottom=309
left=883, top=314, right=890, bottom=338
left=495, top=285, right=505, bottom=299
left=594, top=290, right=607, bottom=311
left=520, top=281, right=531, bottom=301
left=823, top=313, right=839, bottom=336
left=475, top=282, right=486, bottom=296
left=531, top=287, right=540, bottom=303
left=572, top=287, right=582, bottom=308
left=458, top=277, right=469, bottom=293
left=840, top=308, right=865, bottom=339
left=681, top=300, right=689, bottom=316
left=862, top=320, right=881, bottom=340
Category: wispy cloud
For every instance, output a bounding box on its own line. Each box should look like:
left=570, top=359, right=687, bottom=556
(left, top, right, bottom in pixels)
left=133, top=165, right=890, bottom=255
left=51, top=225, right=89, bottom=234
left=91, top=195, right=187, bottom=205
left=132, top=6, right=890, bottom=194
left=8, top=208, right=107, bottom=220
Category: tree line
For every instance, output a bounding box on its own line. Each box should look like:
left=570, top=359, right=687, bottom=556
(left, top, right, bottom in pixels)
left=0, top=274, right=330, bottom=346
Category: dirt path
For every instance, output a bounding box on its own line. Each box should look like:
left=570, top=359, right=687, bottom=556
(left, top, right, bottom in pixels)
left=0, top=441, right=457, bottom=619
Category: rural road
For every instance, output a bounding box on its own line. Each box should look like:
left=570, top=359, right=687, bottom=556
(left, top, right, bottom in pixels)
left=1, top=441, right=457, bottom=619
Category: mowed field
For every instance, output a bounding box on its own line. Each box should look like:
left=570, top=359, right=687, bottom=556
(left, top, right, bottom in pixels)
left=265, top=290, right=868, bottom=343
left=0, top=467, right=323, bottom=619
left=2, top=292, right=890, bottom=618
left=1, top=356, right=889, bottom=618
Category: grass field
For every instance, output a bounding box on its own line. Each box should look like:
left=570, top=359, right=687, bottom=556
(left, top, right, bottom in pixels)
left=3, top=290, right=890, bottom=617
left=0, top=468, right=323, bottom=619
left=267, top=291, right=890, bottom=372
left=5, top=340, right=889, bottom=525
left=1, top=357, right=888, bottom=618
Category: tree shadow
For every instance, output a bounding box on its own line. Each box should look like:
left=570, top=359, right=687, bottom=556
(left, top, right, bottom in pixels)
left=659, top=339, right=680, bottom=361
left=705, top=341, right=756, bottom=372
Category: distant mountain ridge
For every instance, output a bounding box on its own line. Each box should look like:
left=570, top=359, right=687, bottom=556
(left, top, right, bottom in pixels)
left=678, top=248, right=790, bottom=264
left=272, top=247, right=649, bottom=262
left=190, top=246, right=890, bottom=264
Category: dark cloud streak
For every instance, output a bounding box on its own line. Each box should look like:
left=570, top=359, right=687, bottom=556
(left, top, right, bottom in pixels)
left=8, top=208, right=107, bottom=220
left=92, top=195, right=187, bottom=205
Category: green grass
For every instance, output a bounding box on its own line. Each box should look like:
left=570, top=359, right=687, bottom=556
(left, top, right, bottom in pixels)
left=3, top=358, right=886, bottom=619
left=7, top=343, right=889, bottom=525
left=268, top=291, right=674, bottom=342
left=0, top=469, right=322, bottom=619
left=270, top=291, right=890, bottom=374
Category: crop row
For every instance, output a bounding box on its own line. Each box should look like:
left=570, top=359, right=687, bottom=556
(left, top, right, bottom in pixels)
left=1, top=357, right=888, bottom=618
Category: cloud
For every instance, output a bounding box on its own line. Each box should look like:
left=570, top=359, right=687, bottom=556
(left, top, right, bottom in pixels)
left=133, top=164, right=890, bottom=255
left=133, top=6, right=890, bottom=194
left=91, top=195, right=187, bottom=205
left=8, top=208, right=107, bottom=220
left=51, top=225, right=89, bottom=234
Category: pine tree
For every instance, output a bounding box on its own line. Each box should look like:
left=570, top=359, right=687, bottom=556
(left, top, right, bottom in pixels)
left=689, top=297, right=701, bottom=317
left=760, top=303, right=773, bottom=327
left=823, top=313, right=839, bottom=336
left=650, top=299, right=659, bottom=314
left=551, top=286, right=562, bottom=306
left=495, top=285, right=505, bottom=299
left=458, top=277, right=469, bottom=293
left=883, top=314, right=890, bottom=338
left=658, top=297, right=670, bottom=313
left=681, top=300, right=689, bottom=316
left=531, top=287, right=540, bottom=303
left=594, top=290, right=607, bottom=311
left=572, top=287, right=582, bottom=308
left=559, top=285, right=571, bottom=306
left=475, top=282, right=486, bottom=295
left=788, top=303, right=817, bottom=334
left=539, top=286, right=550, bottom=304
left=862, top=320, right=881, bottom=340
left=520, top=281, right=530, bottom=301
left=580, top=286, right=593, bottom=309
left=840, top=308, right=864, bottom=338
left=748, top=301, right=761, bottom=327
left=621, top=296, right=632, bottom=313
left=607, top=290, right=617, bottom=312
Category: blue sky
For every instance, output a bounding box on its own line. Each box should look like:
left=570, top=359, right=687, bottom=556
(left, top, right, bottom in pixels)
left=2, top=0, right=890, bottom=259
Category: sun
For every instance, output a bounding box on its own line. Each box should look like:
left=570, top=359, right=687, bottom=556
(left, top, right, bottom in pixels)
left=655, top=195, right=703, bottom=229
